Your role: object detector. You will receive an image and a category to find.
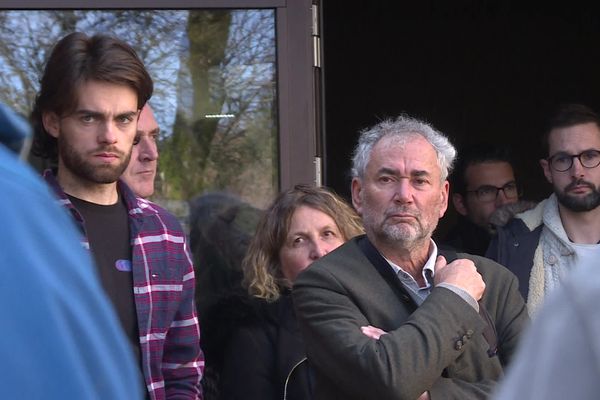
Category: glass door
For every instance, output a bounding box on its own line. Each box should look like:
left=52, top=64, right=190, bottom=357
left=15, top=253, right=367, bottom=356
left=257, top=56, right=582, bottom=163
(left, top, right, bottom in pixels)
left=0, top=2, right=320, bottom=397
left=0, top=9, right=278, bottom=216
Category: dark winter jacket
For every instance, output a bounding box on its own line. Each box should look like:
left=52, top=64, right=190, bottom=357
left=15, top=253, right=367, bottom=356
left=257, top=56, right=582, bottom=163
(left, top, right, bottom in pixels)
left=486, top=216, right=542, bottom=300
left=484, top=197, right=585, bottom=317
left=219, top=292, right=314, bottom=400
left=442, top=216, right=492, bottom=256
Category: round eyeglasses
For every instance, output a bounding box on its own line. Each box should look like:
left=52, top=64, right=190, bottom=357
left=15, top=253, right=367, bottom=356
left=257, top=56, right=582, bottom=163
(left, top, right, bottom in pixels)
left=466, top=182, right=520, bottom=203
left=547, top=150, right=600, bottom=172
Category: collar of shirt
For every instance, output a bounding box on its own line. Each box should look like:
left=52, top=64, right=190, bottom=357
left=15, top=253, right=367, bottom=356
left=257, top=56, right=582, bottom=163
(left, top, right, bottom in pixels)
left=385, top=240, right=438, bottom=289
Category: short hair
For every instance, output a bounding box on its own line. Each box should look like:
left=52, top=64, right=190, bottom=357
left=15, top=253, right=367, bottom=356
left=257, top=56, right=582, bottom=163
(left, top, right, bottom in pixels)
left=243, top=184, right=364, bottom=301
left=542, top=103, right=600, bottom=156
left=351, top=115, right=457, bottom=181
left=31, top=32, right=153, bottom=162
left=450, top=143, right=513, bottom=195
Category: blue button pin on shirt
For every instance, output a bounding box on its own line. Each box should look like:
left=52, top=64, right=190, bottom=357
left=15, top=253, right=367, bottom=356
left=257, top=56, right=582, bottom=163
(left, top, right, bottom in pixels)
left=115, top=259, right=132, bottom=272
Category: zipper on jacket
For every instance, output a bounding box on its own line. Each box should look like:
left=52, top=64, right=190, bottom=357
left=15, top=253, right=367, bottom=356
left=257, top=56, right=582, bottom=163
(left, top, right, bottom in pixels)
left=283, top=357, right=308, bottom=400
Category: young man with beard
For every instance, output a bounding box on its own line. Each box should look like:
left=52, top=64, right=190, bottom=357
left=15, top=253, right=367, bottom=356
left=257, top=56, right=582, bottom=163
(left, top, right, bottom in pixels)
left=293, top=116, right=528, bottom=400
left=487, top=104, right=600, bottom=315
left=31, top=32, right=203, bottom=399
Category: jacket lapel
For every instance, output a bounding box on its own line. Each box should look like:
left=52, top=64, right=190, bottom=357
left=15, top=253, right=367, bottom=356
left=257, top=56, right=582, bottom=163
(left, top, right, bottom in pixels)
left=356, top=235, right=418, bottom=312
left=357, top=235, right=498, bottom=357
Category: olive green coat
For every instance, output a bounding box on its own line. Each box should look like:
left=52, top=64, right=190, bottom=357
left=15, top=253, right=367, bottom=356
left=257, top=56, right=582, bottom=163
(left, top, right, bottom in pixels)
left=293, top=235, right=528, bottom=400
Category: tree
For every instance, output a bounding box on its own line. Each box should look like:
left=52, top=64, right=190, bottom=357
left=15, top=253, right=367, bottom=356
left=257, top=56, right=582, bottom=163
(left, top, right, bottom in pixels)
left=0, top=9, right=278, bottom=208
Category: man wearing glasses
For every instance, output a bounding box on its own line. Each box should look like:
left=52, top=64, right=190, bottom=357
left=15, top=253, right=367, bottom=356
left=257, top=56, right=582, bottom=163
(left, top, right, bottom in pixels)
left=487, top=103, right=600, bottom=315
left=443, top=143, right=522, bottom=255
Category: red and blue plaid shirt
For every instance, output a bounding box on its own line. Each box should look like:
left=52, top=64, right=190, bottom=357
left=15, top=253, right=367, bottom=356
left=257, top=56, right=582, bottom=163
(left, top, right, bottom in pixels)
left=44, top=170, right=204, bottom=399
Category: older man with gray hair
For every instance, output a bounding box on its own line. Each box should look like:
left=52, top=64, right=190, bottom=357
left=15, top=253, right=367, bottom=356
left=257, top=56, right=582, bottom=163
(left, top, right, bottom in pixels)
left=121, top=103, right=159, bottom=198
left=293, top=115, right=528, bottom=400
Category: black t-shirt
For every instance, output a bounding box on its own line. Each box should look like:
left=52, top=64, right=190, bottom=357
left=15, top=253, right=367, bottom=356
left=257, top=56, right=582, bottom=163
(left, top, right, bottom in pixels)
left=68, top=193, right=142, bottom=370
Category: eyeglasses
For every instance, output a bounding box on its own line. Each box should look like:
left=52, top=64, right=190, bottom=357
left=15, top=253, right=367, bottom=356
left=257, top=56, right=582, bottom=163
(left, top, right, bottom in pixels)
left=466, top=182, right=520, bottom=202
left=547, top=150, right=600, bottom=172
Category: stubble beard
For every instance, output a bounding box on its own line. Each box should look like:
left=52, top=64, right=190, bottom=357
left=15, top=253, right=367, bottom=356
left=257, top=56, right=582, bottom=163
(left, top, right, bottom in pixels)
left=555, top=179, right=600, bottom=212
left=59, top=137, right=132, bottom=184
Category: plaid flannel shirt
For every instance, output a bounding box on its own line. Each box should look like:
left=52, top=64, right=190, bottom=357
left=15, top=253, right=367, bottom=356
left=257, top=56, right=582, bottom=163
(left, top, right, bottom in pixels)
left=44, top=170, right=204, bottom=400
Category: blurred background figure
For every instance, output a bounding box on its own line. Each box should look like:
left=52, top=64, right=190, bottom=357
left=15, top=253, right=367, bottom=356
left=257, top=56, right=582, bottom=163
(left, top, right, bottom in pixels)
left=188, top=192, right=262, bottom=399
left=0, top=102, right=143, bottom=399
left=493, top=261, right=600, bottom=400
left=0, top=102, right=31, bottom=158
left=122, top=103, right=159, bottom=198
left=218, top=185, right=363, bottom=400
left=444, top=142, right=521, bottom=255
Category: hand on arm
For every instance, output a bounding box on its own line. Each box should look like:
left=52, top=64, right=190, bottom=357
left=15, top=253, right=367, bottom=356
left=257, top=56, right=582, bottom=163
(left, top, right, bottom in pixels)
left=360, top=325, right=387, bottom=340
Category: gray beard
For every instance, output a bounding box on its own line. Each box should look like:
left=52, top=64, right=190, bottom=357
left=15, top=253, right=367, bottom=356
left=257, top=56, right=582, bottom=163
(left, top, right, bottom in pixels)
left=363, top=210, right=436, bottom=251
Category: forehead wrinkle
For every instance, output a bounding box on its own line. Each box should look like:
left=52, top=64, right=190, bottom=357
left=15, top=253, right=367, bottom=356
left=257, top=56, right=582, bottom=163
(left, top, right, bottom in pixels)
left=137, top=128, right=160, bottom=135
left=117, top=111, right=138, bottom=118
left=73, top=109, right=103, bottom=116
left=552, top=148, right=599, bottom=156
left=288, top=221, right=338, bottom=237
left=549, top=125, right=600, bottom=152
left=413, top=170, right=431, bottom=177
left=377, top=166, right=400, bottom=176
left=288, top=229, right=308, bottom=237
left=376, top=166, right=431, bottom=177
left=74, top=108, right=137, bottom=118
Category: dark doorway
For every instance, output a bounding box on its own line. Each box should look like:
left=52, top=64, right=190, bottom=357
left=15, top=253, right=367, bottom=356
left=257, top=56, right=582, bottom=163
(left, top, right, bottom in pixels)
left=322, top=1, right=600, bottom=236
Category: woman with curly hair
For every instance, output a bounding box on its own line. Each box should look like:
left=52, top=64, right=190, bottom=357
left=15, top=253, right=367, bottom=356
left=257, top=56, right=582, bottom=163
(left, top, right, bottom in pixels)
left=220, top=184, right=363, bottom=400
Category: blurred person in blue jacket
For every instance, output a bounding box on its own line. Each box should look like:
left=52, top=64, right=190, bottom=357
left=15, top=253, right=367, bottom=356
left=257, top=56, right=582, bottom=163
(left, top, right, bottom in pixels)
left=0, top=102, right=143, bottom=399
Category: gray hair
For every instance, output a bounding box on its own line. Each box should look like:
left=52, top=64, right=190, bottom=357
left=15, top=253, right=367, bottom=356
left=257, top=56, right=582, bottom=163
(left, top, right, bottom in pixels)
left=351, top=115, right=457, bottom=181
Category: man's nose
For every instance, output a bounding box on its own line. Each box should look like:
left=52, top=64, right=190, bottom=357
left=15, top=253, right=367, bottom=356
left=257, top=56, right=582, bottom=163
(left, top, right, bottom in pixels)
left=392, top=180, right=412, bottom=203
left=570, top=157, right=586, bottom=178
left=98, top=122, right=118, bottom=144
left=138, top=137, right=159, bottom=161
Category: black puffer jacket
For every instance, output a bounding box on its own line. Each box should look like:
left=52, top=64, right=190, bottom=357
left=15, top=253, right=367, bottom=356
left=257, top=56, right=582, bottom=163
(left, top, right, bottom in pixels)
left=219, top=292, right=314, bottom=400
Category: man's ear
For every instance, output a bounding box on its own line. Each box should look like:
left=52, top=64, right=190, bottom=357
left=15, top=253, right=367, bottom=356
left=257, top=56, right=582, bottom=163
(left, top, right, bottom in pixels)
left=540, top=158, right=553, bottom=184
left=452, top=192, right=468, bottom=217
left=439, top=180, right=449, bottom=218
left=42, top=112, right=60, bottom=138
left=351, top=177, right=363, bottom=215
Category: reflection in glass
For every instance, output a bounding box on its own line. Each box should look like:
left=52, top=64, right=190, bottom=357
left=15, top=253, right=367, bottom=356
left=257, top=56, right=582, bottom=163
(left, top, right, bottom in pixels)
left=0, top=9, right=277, bottom=399
left=0, top=9, right=278, bottom=223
